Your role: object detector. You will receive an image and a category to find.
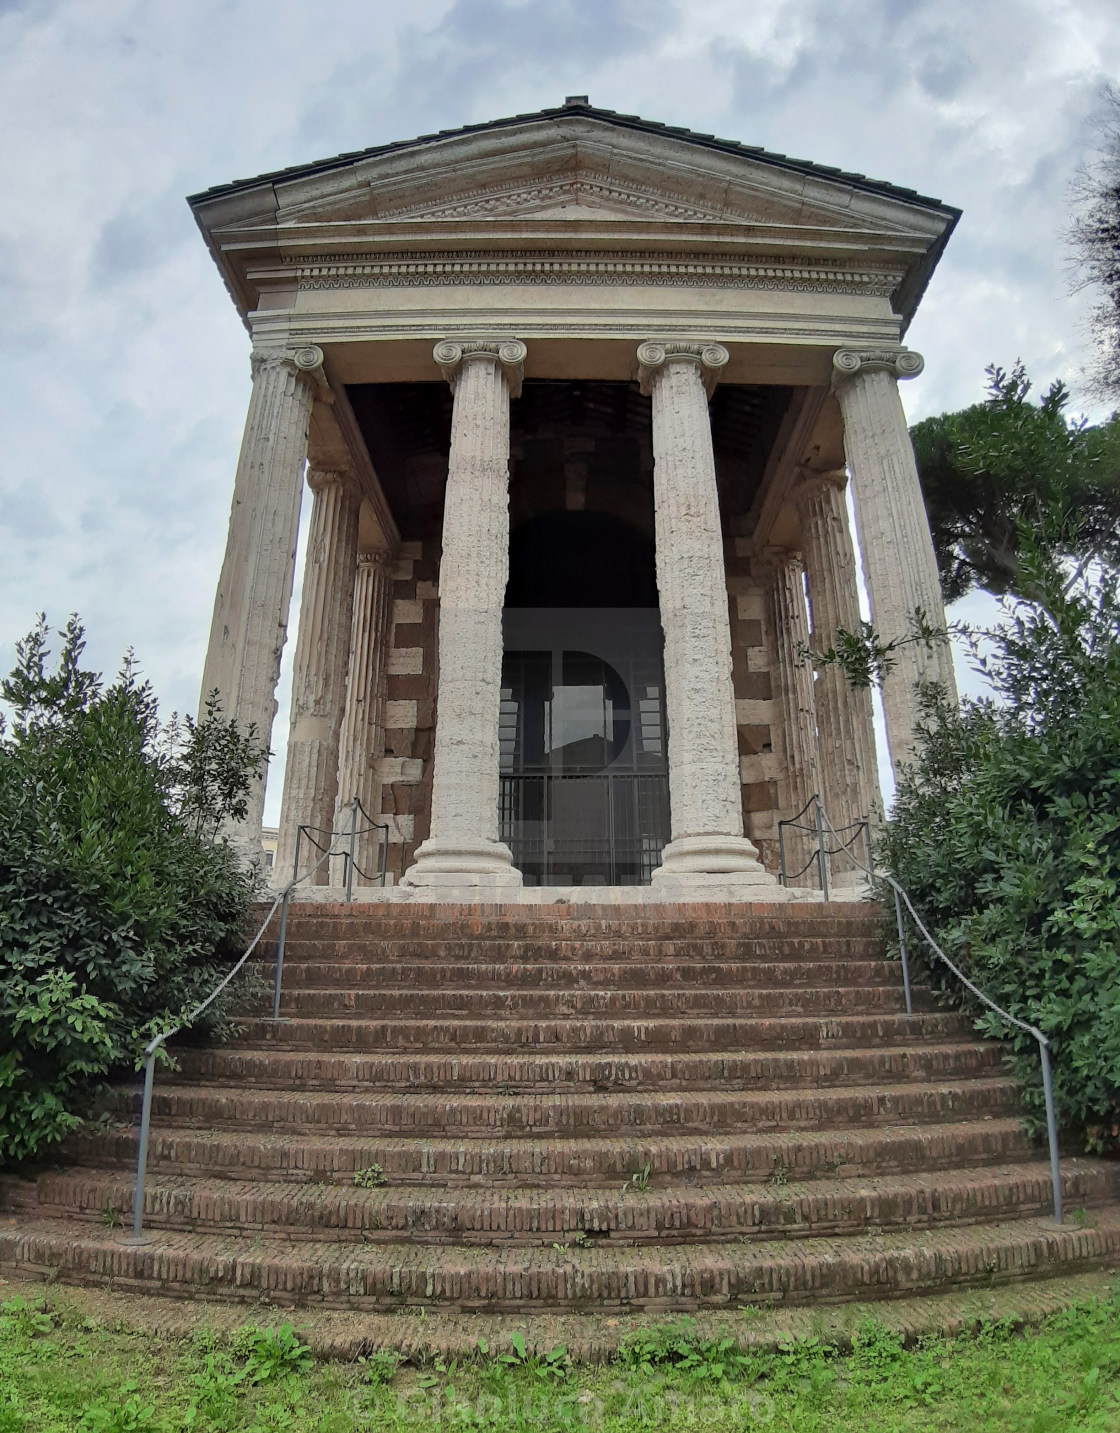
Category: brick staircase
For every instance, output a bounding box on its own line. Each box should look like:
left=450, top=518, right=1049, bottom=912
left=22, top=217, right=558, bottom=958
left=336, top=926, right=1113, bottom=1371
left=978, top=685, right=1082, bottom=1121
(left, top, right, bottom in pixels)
left=3, top=901, right=1119, bottom=1316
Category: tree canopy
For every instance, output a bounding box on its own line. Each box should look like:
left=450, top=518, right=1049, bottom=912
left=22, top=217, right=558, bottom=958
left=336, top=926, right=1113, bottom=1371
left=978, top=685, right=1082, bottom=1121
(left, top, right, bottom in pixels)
left=911, top=362, right=1120, bottom=604
left=1070, top=83, right=1120, bottom=404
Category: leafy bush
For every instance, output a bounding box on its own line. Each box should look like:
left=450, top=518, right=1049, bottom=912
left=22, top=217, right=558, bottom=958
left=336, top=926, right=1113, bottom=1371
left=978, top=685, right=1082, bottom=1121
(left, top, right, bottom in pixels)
left=0, top=616, right=266, bottom=1165
left=880, top=559, right=1120, bottom=1144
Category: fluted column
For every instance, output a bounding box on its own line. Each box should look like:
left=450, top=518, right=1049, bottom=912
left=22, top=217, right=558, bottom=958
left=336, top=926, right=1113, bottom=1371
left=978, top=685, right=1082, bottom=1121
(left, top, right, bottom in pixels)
left=637, top=341, right=778, bottom=892
left=334, top=549, right=393, bottom=885
left=795, top=470, right=882, bottom=840
left=275, top=469, right=361, bottom=884
left=833, top=348, right=956, bottom=773
left=200, top=344, right=325, bottom=849
left=761, top=547, right=821, bottom=883
left=401, top=339, right=526, bottom=890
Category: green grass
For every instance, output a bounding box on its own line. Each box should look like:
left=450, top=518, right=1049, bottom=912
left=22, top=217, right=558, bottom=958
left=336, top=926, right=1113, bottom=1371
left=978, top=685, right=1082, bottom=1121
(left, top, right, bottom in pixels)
left=4, top=1289, right=1120, bottom=1431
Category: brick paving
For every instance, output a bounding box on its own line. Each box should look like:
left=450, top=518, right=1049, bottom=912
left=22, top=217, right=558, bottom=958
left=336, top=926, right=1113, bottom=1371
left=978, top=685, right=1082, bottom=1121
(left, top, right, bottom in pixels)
left=2, top=900, right=1118, bottom=1314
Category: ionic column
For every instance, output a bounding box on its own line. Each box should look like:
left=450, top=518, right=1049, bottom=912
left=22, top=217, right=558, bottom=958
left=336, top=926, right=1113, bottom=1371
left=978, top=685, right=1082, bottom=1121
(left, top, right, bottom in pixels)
left=794, top=470, right=882, bottom=837
left=200, top=345, right=325, bottom=850
left=637, top=341, right=777, bottom=892
left=334, top=549, right=393, bottom=885
left=275, top=468, right=361, bottom=883
left=832, top=348, right=956, bottom=774
left=760, top=547, right=821, bottom=883
left=400, top=339, right=526, bottom=891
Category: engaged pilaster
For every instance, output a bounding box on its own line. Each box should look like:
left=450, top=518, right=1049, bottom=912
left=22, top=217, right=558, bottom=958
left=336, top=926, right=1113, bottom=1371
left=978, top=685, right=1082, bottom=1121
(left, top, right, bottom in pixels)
left=275, top=468, right=361, bottom=884
left=200, top=345, right=325, bottom=850
left=832, top=349, right=956, bottom=774
left=400, top=339, right=526, bottom=891
left=759, top=546, right=821, bottom=884
left=637, top=340, right=779, bottom=894
left=794, top=470, right=882, bottom=842
left=334, top=549, right=393, bottom=885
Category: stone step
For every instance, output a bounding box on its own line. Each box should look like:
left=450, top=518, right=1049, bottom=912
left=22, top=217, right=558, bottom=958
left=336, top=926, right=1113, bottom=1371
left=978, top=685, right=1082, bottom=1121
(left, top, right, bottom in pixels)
left=268, top=936, right=888, bottom=962
left=232, top=1010, right=969, bottom=1051
left=103, top=1078, right=1022, bottom=1137
left=270, top=984, right=919, bottom=1019
left=265, top=902, right=882, bottom=941
left=265, top=958, right=900, bottom=989
left=21, top=1161, right=1116, bottom=1245
left=171, top=1041, right=1006, bottom=1092
left=6, top=1211, right=1118, bottom=1312
left=64, top=1118, right=1034, bottom=1185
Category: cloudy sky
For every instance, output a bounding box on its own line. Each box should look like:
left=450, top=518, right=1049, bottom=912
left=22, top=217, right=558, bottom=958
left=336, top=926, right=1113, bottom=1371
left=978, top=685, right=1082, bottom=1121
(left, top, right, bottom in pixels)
left=2, top=0, right=1118, bottom=819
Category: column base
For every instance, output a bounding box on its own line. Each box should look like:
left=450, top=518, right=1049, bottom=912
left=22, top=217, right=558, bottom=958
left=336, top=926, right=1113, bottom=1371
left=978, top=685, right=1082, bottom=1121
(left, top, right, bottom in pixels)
left=651, top=834, right=785, bottom=898
left=399, top=838, right=524, bottom=891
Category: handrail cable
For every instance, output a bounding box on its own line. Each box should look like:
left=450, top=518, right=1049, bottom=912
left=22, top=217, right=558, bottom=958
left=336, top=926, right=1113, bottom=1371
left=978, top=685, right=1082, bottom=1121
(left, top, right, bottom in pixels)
left=811, top=797, right=1063, bottom=1225
left=127, top=797, right=382, bottom=1240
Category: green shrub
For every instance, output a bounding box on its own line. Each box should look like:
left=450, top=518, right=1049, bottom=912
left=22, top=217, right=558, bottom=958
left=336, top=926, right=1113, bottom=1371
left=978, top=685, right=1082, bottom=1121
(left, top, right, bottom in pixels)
left=880, top=560, right=1120, bottom=1145
left=0, top=616, right=266, bottom=1165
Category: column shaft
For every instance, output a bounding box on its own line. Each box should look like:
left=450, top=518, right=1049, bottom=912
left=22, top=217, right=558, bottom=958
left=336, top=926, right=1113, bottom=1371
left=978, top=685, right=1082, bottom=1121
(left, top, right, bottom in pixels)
left=637, top=341, right=776, bottom=890
left=834, top=350, right=956, bottom=773
left=200, top=346, right=323, bottom=847
left=763, top=549, right=821, bottom=883
left=401, top=339, right=526, bottom=889
left=334, top=550, right=393, bottom=885
left=275, top=470, right=361, bottom=883
left=797, top=473, right=882, bottom=836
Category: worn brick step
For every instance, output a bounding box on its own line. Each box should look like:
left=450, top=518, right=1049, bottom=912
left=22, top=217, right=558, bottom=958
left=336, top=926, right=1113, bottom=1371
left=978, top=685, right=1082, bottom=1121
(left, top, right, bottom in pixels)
left=25, top=1161, right=1117, bottom=1245
left=170, top=1041, right=1006, bottom=1093
left=7, top=1212, right=1119, bottom=1312
left=64, top=1119, right=1034, bottom=1186
left=265, top=959, right=899, bottom=991
left=268, top=937, right=888, bottom=963
left=273, top=984, right=918, bottom=1020
left=104, top=1078, right=1022, bottom=1137
left=232, top=1010, right=969, bottom=1051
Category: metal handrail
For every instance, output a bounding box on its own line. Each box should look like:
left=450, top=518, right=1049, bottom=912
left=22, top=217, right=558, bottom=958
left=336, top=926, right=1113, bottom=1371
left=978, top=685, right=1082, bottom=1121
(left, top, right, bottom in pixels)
left=813, top=798, right=1064, bottom=1226
left=126, top=798, right=378, bottom=1240
left=777, top=794, right=871, bottom=900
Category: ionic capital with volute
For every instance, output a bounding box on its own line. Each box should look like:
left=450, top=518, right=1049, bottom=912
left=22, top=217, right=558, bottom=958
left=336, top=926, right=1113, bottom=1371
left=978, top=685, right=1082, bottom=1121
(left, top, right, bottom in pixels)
left=831, top=348, right=924, bottom=387
left=250, top=343, right=331, bottom=393
left=433, top=338, right=527, bottom=397
left=637, top=340, right=729, bottom=398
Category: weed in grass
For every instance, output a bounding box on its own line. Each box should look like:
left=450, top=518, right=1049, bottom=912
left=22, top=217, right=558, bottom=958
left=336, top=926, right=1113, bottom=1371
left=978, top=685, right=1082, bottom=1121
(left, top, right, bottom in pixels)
left=360, top=1349, right=400, bottom=1386
left=353, top=1164, right=387, bottom=1188
left=767, top=1158, right=790, bottom=1188
left=232, top=1322, right=313, bottom=1383
left=553, top=1230, right=592, bottom=1250
left=478, top=1331, right=572, bottom=1384
left=0, top=1296, right=55, bottom=1338
left=80, top=1383, right=166, bottom=1432
left=99, top=1205, right=124, bottom=1231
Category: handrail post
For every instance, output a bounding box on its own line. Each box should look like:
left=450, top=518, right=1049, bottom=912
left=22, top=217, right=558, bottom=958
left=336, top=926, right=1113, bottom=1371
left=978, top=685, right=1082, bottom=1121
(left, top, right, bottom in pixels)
left=272, top=887, right=291, bottom=1021
left=814, top=797, right=830, bottom=901
left=379, top=825, right=388, bottom=887
left=893, top=886, right=913, bottom=1016
left=292, top=825, right=303, bottom=887
left=778, top=822, right=787, bottom=886
left=1039, top=1037, right=1063, bottom=1224
left=346, top=796, right=358, bottom=903
left=129, top=1048, right=157, bottom=1240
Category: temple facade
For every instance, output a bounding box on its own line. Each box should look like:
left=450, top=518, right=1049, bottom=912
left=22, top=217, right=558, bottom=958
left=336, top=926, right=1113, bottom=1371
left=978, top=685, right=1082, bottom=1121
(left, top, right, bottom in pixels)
left=190, top=99, right=958, bottom=900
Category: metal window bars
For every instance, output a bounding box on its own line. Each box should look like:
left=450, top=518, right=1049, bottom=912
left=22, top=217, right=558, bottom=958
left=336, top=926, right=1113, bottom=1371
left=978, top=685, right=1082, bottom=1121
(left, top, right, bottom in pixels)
left=126, top=796, right=389, bottom=1241
left=788, top=794, right=1063, bottom=1226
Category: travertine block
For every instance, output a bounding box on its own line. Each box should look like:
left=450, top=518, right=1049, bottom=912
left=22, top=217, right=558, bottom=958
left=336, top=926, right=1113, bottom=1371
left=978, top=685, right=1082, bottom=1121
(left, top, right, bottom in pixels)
left=384, top=699, right=418, bottom=730
left=388, top=647, right=424, bottom=675
left=392, top=599, right=424, bottom=626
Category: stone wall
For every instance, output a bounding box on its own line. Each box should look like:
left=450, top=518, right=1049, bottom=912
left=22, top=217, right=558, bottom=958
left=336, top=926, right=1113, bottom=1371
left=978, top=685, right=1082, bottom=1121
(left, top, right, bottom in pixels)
left=377, top=539, right=439, bottom=881
left=725, top=539, right=785, bottom=872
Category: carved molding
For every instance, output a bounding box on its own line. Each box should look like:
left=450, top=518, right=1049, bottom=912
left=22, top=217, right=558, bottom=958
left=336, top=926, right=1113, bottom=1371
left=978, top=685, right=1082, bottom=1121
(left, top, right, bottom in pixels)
left=290, top=252, right=901, bottom=299
left=433, top=338, right=527, bottom=398
left=636, top=340, right=729, bottom=397
left=832, top=348, right=924, bottom=384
